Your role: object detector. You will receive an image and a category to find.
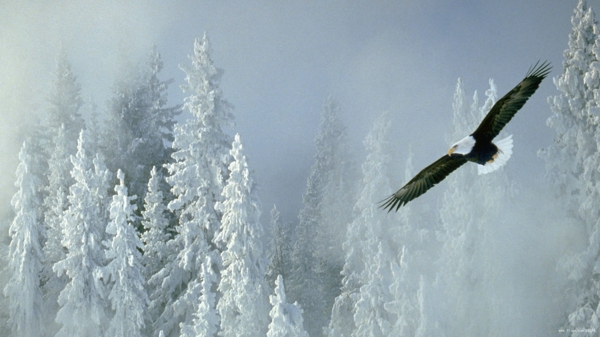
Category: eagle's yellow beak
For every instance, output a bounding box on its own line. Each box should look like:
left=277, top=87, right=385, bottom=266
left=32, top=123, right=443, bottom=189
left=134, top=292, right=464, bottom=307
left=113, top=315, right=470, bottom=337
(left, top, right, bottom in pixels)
left=448, top=147, right=455, bottom=156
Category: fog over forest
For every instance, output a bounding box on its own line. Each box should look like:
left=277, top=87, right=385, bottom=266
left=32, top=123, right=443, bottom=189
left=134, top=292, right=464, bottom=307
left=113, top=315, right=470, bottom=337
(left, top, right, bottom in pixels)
left=3, top=0, right=600, bottom=336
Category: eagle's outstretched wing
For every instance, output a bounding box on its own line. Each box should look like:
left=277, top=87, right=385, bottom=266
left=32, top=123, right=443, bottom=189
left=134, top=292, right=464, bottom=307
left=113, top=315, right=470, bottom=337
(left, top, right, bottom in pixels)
left=472, top=61, right=551, bottom=140
left=380, top=155, right=468, bottom=212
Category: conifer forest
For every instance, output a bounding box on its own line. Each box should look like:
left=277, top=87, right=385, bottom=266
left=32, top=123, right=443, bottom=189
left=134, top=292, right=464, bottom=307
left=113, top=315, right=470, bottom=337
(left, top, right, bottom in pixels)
left=4, top=1, right=600, bottom=336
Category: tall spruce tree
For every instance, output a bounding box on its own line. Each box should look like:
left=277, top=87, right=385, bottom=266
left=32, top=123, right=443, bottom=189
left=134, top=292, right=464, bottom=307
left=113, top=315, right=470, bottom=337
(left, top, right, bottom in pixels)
left=149, top=33, right=234, bottom=337
left=103, top=45, right=180, bottom=215
left=53, top=130, right=111, bottom=337
left=328, top=112, right=395, bottom=337
left=290, top=97, right=350, bottom=337
left=45, top=50, right=85, bottom=139
left=41, top=52, right=86, bottom=325
left=266, top=205, right=293, bottom=287
left=539, top=0, right=597, bottom=215
left=179, top=256, right=219, bottom=337
left=352, top=241, right=396, bottom=337
left=141, top=167, right=171, bottom=281
left=141, top=167, right=172, bottom=335
left=383, top=146, right=429, bottom=337
left=268, top=275, right=309, bottom=337
left=540, top=0, right=600, bottom=332
left=215, top=134, right=269, bottom=337
left=104, top=170, right=148, bottom=337
left=4, top=141, right=44, bottom=337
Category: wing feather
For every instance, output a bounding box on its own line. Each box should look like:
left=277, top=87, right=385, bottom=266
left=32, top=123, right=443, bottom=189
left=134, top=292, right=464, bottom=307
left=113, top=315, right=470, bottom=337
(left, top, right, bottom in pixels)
left=473, top=61, right=551, bottom=140
left=380, top=155, right=467, bottom=212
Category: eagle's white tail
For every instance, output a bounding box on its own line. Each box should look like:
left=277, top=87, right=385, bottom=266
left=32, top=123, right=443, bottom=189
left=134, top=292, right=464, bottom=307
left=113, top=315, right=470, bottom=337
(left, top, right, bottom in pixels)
left=477, top=134, right=513, bottom=175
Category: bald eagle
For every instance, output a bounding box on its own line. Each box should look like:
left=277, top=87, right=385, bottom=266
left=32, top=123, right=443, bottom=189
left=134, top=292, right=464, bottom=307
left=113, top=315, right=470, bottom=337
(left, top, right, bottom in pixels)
left=380, top=61, right=551, bottom=212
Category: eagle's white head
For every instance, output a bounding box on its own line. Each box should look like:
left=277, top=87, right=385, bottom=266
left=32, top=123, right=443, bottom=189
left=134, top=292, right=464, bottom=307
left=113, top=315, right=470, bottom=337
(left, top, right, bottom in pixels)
left=448, top=135, right=475, bottom=156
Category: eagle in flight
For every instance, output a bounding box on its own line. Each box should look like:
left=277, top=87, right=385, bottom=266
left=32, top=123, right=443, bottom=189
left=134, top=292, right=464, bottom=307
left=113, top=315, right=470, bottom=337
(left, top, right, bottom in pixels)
left=380, top=61, right=551, bottom=212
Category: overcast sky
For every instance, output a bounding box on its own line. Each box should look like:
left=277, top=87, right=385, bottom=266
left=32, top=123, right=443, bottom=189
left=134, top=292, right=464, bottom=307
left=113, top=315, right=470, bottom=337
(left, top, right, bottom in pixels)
left=1, top=0, right=596, bottom=223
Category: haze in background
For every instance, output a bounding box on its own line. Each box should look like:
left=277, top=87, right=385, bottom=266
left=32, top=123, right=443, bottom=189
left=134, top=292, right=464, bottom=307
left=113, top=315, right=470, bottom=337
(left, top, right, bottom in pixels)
left=0, top=0, right=591, bottom=222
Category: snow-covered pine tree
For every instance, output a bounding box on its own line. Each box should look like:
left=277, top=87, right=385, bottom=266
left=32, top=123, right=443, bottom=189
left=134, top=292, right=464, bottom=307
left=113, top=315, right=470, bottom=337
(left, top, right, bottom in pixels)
left=386, top=246, right=422, bottom=337
left=179, top=256, right=219, bottom=337
left=4, top=141, right=44, bottom=337
left=266, top=205, right=293, bottom=287
left=290, top=96, right=350, bottom=337
left=328, top=111, right=395, bottom=337
left=141, top=167, right=171, bottom=292
left=104, top=169, right=148, bottom=337
left=141, top=166, right=178, bottom=336
left=41, top=125, right=72, bottom=328
left=103, top=45, right=181, bottom=215
left=352, top=241, right=396, bottom=337
left=41, top=50, right=84, bottom=200
left=268, top=275, right=309, bottom=337
left=540, top=1, right=600, bottom=333
left=215, top=134, right=269, bottom=337
left=102, top=61, right=133, bottom=172
left=85, top=98, right=103, bottom=155
left=149, top=33, right=234, bottom=337
left=41, top=52, right=86, bottom=326
left=170, top=33, right=234, bottom=215
left=40, top=49, right=85, bottom=213
left=316, top=102, right=354, bottom=333
left=382, top=144, right=431, bottom=337
left=43, top=125, right=71, bottom=266
left=46, top=50, right=85, bottom=138
left=539, top=0, right=597, bottom=216
left=53, top=130, right=111, bottom=337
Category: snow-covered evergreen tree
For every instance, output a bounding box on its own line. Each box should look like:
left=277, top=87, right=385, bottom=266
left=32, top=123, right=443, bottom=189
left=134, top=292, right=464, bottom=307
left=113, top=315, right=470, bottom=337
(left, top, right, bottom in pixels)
left=41, top=52, right=86, bottom=327
left=41, top=125, right=73, bottom=328
left=316, top=102, right=354, bottom=332
left=4, top=141, right=44, bottom=337
left=104, top=169, right=148, bottom=337
left=169, top=33, right=234, bottom=217
left=46, top=50, right=85, bottom=138
left=328, top=111, right=395, bottom=337
left=290, top=97, right=351, bottom=337
left=268, top=275, right=309, bottom=337
left=103, top=45, right=180, bottom=214
left=352, top=241, right=396, bottom=337
left=540, top=1, right=600, bottom=333
left=53, top=130, right=111, bottom=337
left=179, top=256, right=219, bottom=337
left=386, top=246, right=422, bottom=337
left=266, top=205, right=293, bottom=287
left=84, top=98, right=103, bottom=155
left=539, top=0, right=597, bottom=215
left=215, top=134, right=269, bottom=337
left=382, top=145, right=435, bottom=337
left=43, top=125, right=71, bottom=266
left=141, top=166, right=171, bottom=286
left=142, top=167, right=174, bottom=335
left=150, top=33, right=234, bottom=337
left=41, top=49, right=84, bottom=160
left=42, top=50, right=84, bottom=183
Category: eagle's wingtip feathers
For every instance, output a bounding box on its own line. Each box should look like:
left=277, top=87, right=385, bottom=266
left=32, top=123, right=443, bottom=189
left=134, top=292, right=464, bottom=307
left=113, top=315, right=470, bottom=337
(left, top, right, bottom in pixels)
left=526, top=60, right=552, bottom=79
left=378, top=193, right=404, bottom=213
